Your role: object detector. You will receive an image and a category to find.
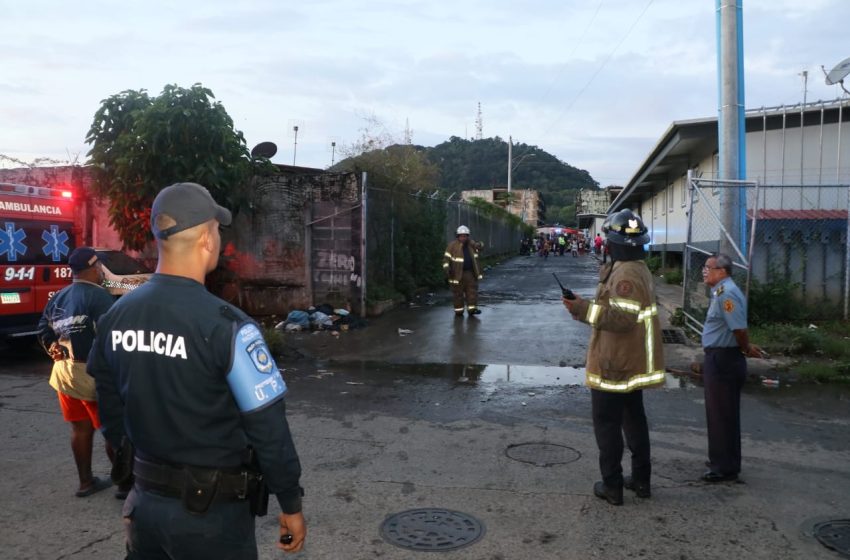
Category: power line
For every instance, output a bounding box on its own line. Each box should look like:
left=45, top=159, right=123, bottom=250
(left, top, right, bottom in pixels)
left=536, top=0, right=606, bottom=107
left=543, top=0, right=655, bottom=138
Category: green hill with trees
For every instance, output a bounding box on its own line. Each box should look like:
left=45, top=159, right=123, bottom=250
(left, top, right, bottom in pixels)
left=335, top=135, right=599, bottom=227
left=426, top=136, right=598, bottom=226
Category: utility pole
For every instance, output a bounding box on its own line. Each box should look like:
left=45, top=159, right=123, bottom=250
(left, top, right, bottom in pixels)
left=331, top=141, right=336, bottom=167
left=292, top=125, right=299, bottom=166
left=507, top=136, right=512, bottom=193
left=800, top=70, right=808, bottom=185
left=717, top=0, right=746, bottom=259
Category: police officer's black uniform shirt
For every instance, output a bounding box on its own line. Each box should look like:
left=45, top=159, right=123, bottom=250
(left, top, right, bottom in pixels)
left=88, top=273, right=303, bottom=513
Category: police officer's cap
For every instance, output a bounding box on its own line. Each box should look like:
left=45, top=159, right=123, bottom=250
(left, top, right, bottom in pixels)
left=602, top=209, right=650, bottom=247
left=151, top=182, right=232, bottom=240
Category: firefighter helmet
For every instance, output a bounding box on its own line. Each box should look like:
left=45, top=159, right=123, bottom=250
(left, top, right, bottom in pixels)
left=602, top=209, right=649, bottom=246
left=456, top=225, right=470, bottom=235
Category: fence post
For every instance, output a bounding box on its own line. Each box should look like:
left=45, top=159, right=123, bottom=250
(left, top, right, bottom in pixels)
left=361, top=172, right=367, bottom=316
left=845, top=184, right=849, bottom=320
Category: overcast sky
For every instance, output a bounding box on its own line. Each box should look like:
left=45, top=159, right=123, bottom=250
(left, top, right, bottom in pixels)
left=2, top=0, right=847, bottom=186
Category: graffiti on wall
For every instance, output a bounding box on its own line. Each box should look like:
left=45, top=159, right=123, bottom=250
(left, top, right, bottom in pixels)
left=314, top=250, right=361, bottom=287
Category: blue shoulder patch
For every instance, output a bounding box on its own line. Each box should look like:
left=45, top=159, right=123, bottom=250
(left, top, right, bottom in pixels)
left=226, top=322, right=287, bottom=413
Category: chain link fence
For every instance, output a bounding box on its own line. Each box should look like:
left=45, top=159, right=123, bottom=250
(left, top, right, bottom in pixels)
left=365, top=185, right=526, bottom=301
left=682, top=176, right=849, bottom=333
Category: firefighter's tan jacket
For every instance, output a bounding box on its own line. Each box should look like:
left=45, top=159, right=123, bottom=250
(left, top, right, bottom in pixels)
left=443, top=239, right=483, bottom=284
left=572, top=260, right=665, bottom=392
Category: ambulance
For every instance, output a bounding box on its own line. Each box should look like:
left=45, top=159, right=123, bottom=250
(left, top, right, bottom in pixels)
left=0, top=182, right=78, bottom=338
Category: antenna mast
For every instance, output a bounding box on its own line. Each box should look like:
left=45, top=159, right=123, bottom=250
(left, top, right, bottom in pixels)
left=404, top=118, right=412, bottom=144
left=475, top=102, right=483, bottom=140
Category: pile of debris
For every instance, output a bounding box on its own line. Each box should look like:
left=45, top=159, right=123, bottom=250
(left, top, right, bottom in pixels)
left=275, top=303, right=367, bottom=333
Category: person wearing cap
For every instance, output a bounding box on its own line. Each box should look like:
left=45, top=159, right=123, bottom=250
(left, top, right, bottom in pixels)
left=38, top=247, right=116, bottom=498
left=88, top=182, right=306, bottom=556
left=443, top=225, right=485, bottom=317
left=562, top=209, right=664, bottom=506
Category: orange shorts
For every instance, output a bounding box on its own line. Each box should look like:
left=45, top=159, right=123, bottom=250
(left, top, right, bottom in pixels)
left=57, top=392, right=101, bottom=428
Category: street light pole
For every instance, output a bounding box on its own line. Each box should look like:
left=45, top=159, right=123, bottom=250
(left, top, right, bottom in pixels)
left=331, top=141, right=336, bottom=167
left=293, top=125, right=299, bottom=166
left=507, top=136, right=513, bottom=193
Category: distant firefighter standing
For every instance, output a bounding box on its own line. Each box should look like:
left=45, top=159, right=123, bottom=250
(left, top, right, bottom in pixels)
left=443, top=225, right=484, bottom=317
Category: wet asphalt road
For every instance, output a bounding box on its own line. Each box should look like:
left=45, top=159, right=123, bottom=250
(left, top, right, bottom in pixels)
left=2, top=253, right=850, bottom=559
left=285, top=251, right=600, bottom=367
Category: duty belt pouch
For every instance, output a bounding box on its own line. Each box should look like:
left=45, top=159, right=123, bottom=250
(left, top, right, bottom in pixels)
left=110, top=437, right=134, bottom=487
left=181, top=467, right=221, bottom=515
left=248, top=475, right=269, bottom=517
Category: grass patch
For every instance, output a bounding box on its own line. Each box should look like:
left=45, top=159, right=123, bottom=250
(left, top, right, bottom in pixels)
left=793, top=359, right=850, bottom=383
left=750, top=321, right=850, bottom=383
left=262, top=325, right=287, bottom=356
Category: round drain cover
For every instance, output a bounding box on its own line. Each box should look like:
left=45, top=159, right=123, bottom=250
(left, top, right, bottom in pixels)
left=380, top=508, right=485, bottom=551
left=813, top=519, right=850, bottom=558
left=506, top=442, right=581, bottom=467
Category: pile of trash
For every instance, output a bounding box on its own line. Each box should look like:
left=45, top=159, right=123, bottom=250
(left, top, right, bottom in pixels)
left=274, top=303, right=368, bottom=333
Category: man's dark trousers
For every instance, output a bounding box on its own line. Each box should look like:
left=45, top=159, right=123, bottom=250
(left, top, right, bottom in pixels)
left=591, top=389, right=651, bottom=487
left=124, top=488, right=257, bottom=559
left=703, top=347, right=746, bottom=475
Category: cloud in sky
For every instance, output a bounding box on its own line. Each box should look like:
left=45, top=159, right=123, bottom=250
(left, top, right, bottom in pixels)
left=2, top=0, right=847, bottom=186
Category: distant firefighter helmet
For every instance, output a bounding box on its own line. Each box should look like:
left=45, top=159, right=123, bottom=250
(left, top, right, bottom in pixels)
left=602, top=209, right=649, bottom=246
left=456, top=225, right=470, bottom=235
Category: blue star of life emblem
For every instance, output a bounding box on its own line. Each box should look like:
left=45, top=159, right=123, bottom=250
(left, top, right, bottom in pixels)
left=41, top=225, right=70, bottom=262
left=0, top=222, right=27, bottom=262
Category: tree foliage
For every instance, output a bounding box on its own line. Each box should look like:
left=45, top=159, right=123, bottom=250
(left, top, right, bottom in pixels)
left=427, top=136, right=597, bottom=227
left=85, top=84, right=258, bottom=250
left=333, top=118, right=445, bottom=298
left=337, top=135, right=599, bottom=227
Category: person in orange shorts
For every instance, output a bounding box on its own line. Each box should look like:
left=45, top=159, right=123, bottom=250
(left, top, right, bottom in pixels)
left=38, top=247, right=117, bottom=497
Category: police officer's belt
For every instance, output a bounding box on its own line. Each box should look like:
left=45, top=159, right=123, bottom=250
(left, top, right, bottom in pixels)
left=133, top=457, right=256, bottom=501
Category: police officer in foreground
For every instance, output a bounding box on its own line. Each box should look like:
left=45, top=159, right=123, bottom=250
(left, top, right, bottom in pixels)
left=88, top=182, right=306, bottom=557
left=562, top=209, right=664, bottom=505
left=700, top=253, right=764, bottom=483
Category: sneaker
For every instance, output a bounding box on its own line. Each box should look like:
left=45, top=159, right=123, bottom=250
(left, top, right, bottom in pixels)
left=624, top=475, right=651, bottom=498
left=468, top=308, right=482, bottom=315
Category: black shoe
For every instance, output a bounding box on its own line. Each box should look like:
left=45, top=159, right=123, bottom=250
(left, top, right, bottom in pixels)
left=593, top=481, right=623, bottom=506
left=623, top=475, right=651, bottom=498
left=469, top=309, right=481, bottom=315
left=701, top=470, right=738, bottom=483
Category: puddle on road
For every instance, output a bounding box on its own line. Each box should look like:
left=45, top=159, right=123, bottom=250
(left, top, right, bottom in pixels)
left=316, top=361, right=694, bottom=389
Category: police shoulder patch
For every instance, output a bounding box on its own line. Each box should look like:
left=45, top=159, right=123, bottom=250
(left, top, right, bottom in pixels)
left=615, top=280, right=634, bottom=297
left=723, top=299, right=735, bottom=313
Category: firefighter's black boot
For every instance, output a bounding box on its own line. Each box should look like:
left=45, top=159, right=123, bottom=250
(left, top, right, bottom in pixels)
left=593, top=481, right=623, bottom=506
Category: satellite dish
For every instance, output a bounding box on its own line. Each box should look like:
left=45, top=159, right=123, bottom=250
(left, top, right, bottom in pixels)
left=250, top=141, right=277, bottom=159
left=824, top=56, right=850, bottom=85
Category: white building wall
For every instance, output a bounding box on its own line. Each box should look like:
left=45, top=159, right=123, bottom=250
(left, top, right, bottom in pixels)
left=649, top=117, right=850, bottom=250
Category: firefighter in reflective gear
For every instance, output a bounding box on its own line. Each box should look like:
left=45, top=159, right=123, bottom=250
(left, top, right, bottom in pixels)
left=443, top=225, right=484, bottom=316
left=563, top=209, right=664, bottom=506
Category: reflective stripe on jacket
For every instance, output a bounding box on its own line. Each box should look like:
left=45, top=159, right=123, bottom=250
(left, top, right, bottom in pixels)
left=443, top=239, right=483, bottom=283
left=573, top=260, right=665, bottom=392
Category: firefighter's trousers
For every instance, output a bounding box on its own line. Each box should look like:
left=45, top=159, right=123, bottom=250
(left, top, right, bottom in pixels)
left=451, top=270, right=479, bottom=314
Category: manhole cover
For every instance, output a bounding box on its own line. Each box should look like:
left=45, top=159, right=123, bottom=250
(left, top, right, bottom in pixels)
left=380, top=508, right=485, bottom=552
left=813, top=519, right=850, bottom=558
left=505, top=442, right=581, bottom=467
left=661, top=329, right=687, bottom=344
